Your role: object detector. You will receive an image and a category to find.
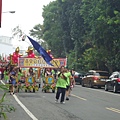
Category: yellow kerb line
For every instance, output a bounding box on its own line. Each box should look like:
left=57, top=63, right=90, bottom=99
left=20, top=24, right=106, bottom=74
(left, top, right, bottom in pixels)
left=106, top=107, right=120, bottom=114
left=71, top=94, right=87, bottom=101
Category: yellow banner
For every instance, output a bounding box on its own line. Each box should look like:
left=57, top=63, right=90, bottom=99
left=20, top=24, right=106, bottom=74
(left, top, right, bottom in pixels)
left=18, top=57, right=66, bottom=68
left=51, top=59, right=60, bottom=67
left=24, top=58, right=46, bottom=66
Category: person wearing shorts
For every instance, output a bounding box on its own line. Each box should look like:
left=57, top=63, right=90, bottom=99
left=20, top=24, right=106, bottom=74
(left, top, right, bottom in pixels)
left=64, top=68, right=71, bottom=101
left=9, top=67, right=17, bottom=94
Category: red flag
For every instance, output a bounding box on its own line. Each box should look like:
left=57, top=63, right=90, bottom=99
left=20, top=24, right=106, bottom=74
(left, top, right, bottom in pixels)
left=0, top=0, right=2, bottom=28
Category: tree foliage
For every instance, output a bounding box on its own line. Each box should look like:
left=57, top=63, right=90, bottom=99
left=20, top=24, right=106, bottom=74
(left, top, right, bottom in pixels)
left=29, top=0, right=120, bottom=73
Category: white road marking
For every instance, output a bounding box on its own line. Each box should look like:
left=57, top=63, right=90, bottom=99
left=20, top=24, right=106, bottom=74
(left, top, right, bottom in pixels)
left=1, top=80, right=5, bottom=85
left=0, top=80, right=38, bottom=120
left=75, top=85, right=120, bottom=114
left=76, top=85, right=120, bottom=97
left=71, top=94, right=87, bottom=101
left=106, top=107, right=120, bottom=114
left=13, top=95, right=38, bottom=120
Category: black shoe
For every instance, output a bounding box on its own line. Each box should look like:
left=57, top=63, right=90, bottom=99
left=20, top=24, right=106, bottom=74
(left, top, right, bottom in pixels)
left=66, top=97, right=69, bottom=100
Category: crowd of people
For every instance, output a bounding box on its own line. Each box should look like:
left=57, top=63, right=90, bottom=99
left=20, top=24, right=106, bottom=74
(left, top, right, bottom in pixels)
left=3, top=65, right=24, bottom=94
left=55, top=66, right=75, bottom=104
left=1, top=64, right=76, bottom=104
left=41, top=66, right=76, bottom=104
left=0, top=64, right=36, bottom=95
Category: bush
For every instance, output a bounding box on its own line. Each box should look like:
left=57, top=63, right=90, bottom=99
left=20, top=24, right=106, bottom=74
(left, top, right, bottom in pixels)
left=0, top=84, right=15, bottom=119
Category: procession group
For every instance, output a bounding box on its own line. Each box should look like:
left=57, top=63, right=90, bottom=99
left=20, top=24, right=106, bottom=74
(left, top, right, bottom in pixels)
left=43, top=66, right=76, bottom=104
left=1, top=63, right=76, bottom=104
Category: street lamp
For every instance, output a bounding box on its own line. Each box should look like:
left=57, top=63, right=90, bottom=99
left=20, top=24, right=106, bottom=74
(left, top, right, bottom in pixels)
left=0, top=11, right=15, bottom=28
left=2, top=11, right=15, bottom=13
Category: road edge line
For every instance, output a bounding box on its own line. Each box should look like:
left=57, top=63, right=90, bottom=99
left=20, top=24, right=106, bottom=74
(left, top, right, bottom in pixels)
left=13, top=94, right=38, bottom=120
left=0, top=80, right=38, bottom=120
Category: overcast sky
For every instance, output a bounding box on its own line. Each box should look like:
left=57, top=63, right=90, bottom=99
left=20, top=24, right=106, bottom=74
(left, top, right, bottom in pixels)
left=0, top=0, right=55, bottom=50
left=0, top=0, right=55, bottom=37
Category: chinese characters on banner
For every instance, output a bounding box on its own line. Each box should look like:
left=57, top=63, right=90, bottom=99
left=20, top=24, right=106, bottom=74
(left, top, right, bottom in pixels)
left=18, top=57, right=67, bottom=68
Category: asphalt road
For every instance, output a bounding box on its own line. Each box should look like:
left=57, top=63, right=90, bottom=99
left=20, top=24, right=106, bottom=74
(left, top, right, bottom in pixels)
left=1, top=82, right=120, bottom=120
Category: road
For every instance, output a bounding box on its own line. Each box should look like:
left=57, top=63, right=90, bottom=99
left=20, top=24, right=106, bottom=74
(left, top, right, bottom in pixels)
left=1, top=83, right=120, bottom=120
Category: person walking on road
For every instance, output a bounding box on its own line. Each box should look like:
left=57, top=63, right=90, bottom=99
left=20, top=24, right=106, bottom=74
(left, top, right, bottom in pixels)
left=17, top=67, right=23, bottom=82
left=4, top=66, right=9, bottom=84
left=69, top=74, right=75, bottom=96
left=64, top=68, right=71, bottom=101
left=55, top=67, right=67, bottom=104
left=9, top=67, right=17, bottom=94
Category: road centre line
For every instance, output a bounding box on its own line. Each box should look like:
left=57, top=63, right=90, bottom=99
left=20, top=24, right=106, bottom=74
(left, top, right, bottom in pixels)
left=75, top=85, right=120, bottom=114
left=106, top=107, right=120, bottom=114
left=76, top=85, right=120, bottom=97
left=71, top=94, right=87, bottom=101
left=0, top=80, right=38, bottom=120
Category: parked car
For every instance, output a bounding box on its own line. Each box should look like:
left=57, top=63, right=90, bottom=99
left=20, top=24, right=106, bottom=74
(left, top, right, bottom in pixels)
left=105, top=71, right=120, bottom=93
left=74, top=72, right=85, bottom=85
left=82, top=70, right=109, bottom=88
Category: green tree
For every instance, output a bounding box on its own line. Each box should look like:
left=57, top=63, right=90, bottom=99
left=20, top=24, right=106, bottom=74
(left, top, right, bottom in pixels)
left=29, top=0, right=120, bottom=72
left=80, top=0, right=120, bottom=72
left=29, top=24, right=44, bottom=40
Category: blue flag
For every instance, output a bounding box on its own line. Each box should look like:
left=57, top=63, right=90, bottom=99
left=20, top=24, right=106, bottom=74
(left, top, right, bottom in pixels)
left=27, top=36, right=53, bottom=66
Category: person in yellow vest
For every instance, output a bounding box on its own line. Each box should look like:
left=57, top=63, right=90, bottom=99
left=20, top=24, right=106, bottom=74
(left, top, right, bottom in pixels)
left=55, top=66, right=67, bottom=104
left=50, top=69, right=56, bottom=84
